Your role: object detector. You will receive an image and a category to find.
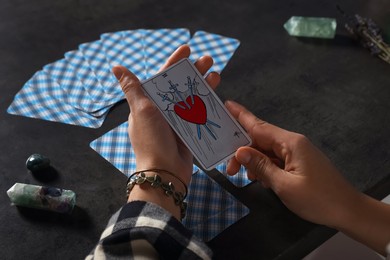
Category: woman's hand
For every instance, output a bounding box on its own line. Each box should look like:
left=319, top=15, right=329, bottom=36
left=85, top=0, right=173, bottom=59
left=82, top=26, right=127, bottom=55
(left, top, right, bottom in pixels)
left=113, top=45, right=220, bottom=185
left=112, top=45, right=220, bottom=219
left=225, top=100, right=361, bottom=227
left=225, top=100, right=390, bottom=255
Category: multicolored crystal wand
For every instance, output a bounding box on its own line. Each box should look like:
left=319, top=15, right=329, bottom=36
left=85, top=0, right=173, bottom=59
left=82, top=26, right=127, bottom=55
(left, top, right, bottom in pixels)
left=7, top=183, right=76, bottom=214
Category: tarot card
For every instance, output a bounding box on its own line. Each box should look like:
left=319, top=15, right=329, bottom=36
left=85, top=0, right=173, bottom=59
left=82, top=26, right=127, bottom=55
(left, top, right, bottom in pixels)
left=101, top=30, right=146, bottom=80
left=8, top=71, right=104, bottom=128
left=141, top=58, right=251, bottom=170
left=142, top=28, right=190, bottom=78
left=64, top=49, right=124, bottom=105
left=188, top=31, right=240, bottom=74
left=43, top=59, right=112, bottom=116
left=79, top=40, right=122, bottom=96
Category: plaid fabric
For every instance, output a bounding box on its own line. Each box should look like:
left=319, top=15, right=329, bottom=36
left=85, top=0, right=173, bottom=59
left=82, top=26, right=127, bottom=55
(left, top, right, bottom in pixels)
left=90, top=121, right=251, bottom=241
left=86, top=201, right=212, bottom=259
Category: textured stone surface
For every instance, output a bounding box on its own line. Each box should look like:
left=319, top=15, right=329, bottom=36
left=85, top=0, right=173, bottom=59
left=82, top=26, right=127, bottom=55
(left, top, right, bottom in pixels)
left=1, top=0, right=390, bottom=259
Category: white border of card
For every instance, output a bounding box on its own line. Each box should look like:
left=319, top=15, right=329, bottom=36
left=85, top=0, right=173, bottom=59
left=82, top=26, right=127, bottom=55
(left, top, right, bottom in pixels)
left=141, top=58, right=252, bottom=170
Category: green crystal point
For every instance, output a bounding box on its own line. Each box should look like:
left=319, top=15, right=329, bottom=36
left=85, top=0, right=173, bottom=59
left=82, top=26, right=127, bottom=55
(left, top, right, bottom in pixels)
left=284, top=16, right=337, bottom=39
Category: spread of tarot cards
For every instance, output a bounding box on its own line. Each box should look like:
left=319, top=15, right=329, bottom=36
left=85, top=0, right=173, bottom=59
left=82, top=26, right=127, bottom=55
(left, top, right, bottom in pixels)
left=141, top=58, right=252, bottom=170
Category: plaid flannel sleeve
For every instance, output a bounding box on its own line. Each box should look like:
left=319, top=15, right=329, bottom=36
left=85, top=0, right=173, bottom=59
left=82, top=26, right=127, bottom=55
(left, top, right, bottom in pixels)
left=86, top=201, right=212, bottom=260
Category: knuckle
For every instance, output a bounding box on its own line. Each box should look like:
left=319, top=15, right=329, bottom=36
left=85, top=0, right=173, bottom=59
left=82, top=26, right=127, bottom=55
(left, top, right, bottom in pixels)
left=291, top=133, right=310, bottom=147
left=120, top=80, right=133, bottom=94
left=254, top=117, right=267, bottom=125
left=136, top=99, right=158, bottom=115
left=250, top=117, right=267, bottom=134
left=253, top=156, right=269, bottom=178
left=121, top=76, right=140, bottom=94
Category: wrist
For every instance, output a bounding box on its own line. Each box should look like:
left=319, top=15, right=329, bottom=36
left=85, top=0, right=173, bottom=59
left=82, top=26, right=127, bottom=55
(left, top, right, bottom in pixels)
left=325, top=186, right=365, bottom=231
left=334, top=193, right=390, bottom=255
left=133, top=169, right=188, bottom=193
left=135, top=164, right=192, bottom=186
left=331, top=192, right=367, bottom=231
left=126, top=169, right=188, bottom=220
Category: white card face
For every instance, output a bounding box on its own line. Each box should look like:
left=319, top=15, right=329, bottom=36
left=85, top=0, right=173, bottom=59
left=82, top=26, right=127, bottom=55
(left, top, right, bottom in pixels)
left=141, top=58, right=251, bottom=170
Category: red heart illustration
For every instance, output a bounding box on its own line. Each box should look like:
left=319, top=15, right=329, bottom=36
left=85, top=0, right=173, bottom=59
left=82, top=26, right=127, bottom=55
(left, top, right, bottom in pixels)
left=174, top=95, right=207, bottom=125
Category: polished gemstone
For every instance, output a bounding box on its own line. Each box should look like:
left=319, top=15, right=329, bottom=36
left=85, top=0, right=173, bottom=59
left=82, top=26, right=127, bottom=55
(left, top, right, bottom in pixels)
left=26, top=153, right=50, bottom=172
left=7, top=183, right=76, bottom=213
left=284, top=16, right=337, bottom=39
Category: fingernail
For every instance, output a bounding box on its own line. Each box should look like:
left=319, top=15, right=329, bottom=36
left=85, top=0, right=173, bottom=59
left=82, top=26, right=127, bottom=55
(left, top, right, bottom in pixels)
left=225, top=100, right=238, bottom=108
left=112, top=66, right=124, bottom=81
left=237, top=150, right=251, bottom=164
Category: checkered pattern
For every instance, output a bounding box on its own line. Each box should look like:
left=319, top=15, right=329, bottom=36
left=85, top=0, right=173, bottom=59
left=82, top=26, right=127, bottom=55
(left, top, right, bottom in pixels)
left=90, top=122, right=136, bottom=174
left=79, top=40, right=121, bottom=96
left=7, top=28, right=249, bottom=241
left=90, top=121, right=251, bottom=241
left=7, top=71, right=104, bottom=128
left=86, top=201, right=213, bottom=259
left=183, top=171, right=250, bottom=241
left=143, top=28, right=191, bottom=78
left=90, top=121, right=251, bottom=186
left=118, top=28, right=191, bottom=80
left=7, top=29, right=240, bottom=130
left=43, top=59, right=110, bottom=116
left=64, top=50, right=124, bottom=105
left=101, top=30, right=146, bottom=80
left=189, top=31, right=240, bottom=74
left=195, top=163, right=252, bottom=187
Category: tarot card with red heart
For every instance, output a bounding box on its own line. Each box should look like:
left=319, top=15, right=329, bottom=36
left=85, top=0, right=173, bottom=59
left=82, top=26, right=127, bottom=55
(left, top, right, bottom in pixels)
left=141, top=58, right=252, bottom=170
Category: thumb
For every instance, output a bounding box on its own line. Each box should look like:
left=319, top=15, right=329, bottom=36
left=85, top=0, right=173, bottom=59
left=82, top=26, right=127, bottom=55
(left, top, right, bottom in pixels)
left=112, top=65, right=145, bottom=108
left=235, top=147, right=285, bottom=189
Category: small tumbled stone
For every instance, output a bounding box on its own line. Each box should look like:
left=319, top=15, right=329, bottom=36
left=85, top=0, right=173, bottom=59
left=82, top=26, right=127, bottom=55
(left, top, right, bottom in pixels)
left=284, top=16, right=337, bottom=39
left=26, top=153, right=50, bottom=172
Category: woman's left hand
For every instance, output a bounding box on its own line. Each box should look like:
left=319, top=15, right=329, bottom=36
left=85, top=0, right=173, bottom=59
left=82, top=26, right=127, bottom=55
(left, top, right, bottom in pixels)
left=112, top=45, right=221, bottom=185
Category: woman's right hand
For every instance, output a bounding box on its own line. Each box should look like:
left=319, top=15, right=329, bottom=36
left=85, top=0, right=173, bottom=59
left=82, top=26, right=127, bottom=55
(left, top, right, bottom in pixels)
left=225, top=100, right=390, bottom=255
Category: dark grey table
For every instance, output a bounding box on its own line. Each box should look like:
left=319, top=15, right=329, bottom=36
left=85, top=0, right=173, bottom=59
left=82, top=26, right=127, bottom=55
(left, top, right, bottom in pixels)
left=1, top=0, right=389, bottom=259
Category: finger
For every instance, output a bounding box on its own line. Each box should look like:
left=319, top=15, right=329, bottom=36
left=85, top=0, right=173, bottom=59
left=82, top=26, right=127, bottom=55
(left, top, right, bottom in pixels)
left=112, top=65, right=146, bottom=111
left=205, top=72, right=221, bottom=90
left=226, top=157, right=241, bottom=175
left=194, top=56, right=213, bottom=75
left=224, top=100, right=290, bottom=153
left=235, top=146, right=286, bottom=190
left=159, top=45, right=191, bottom=71
left=159, top=46, right=221, bottom=90
left=225, top=100, right=268, bottom=132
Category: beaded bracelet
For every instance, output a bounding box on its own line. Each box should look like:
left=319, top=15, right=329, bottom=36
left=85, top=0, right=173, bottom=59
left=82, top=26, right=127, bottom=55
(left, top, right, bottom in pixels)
left=131, top=168, right=188, bottom=197
left=126, top=171, right=188, bottom=219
